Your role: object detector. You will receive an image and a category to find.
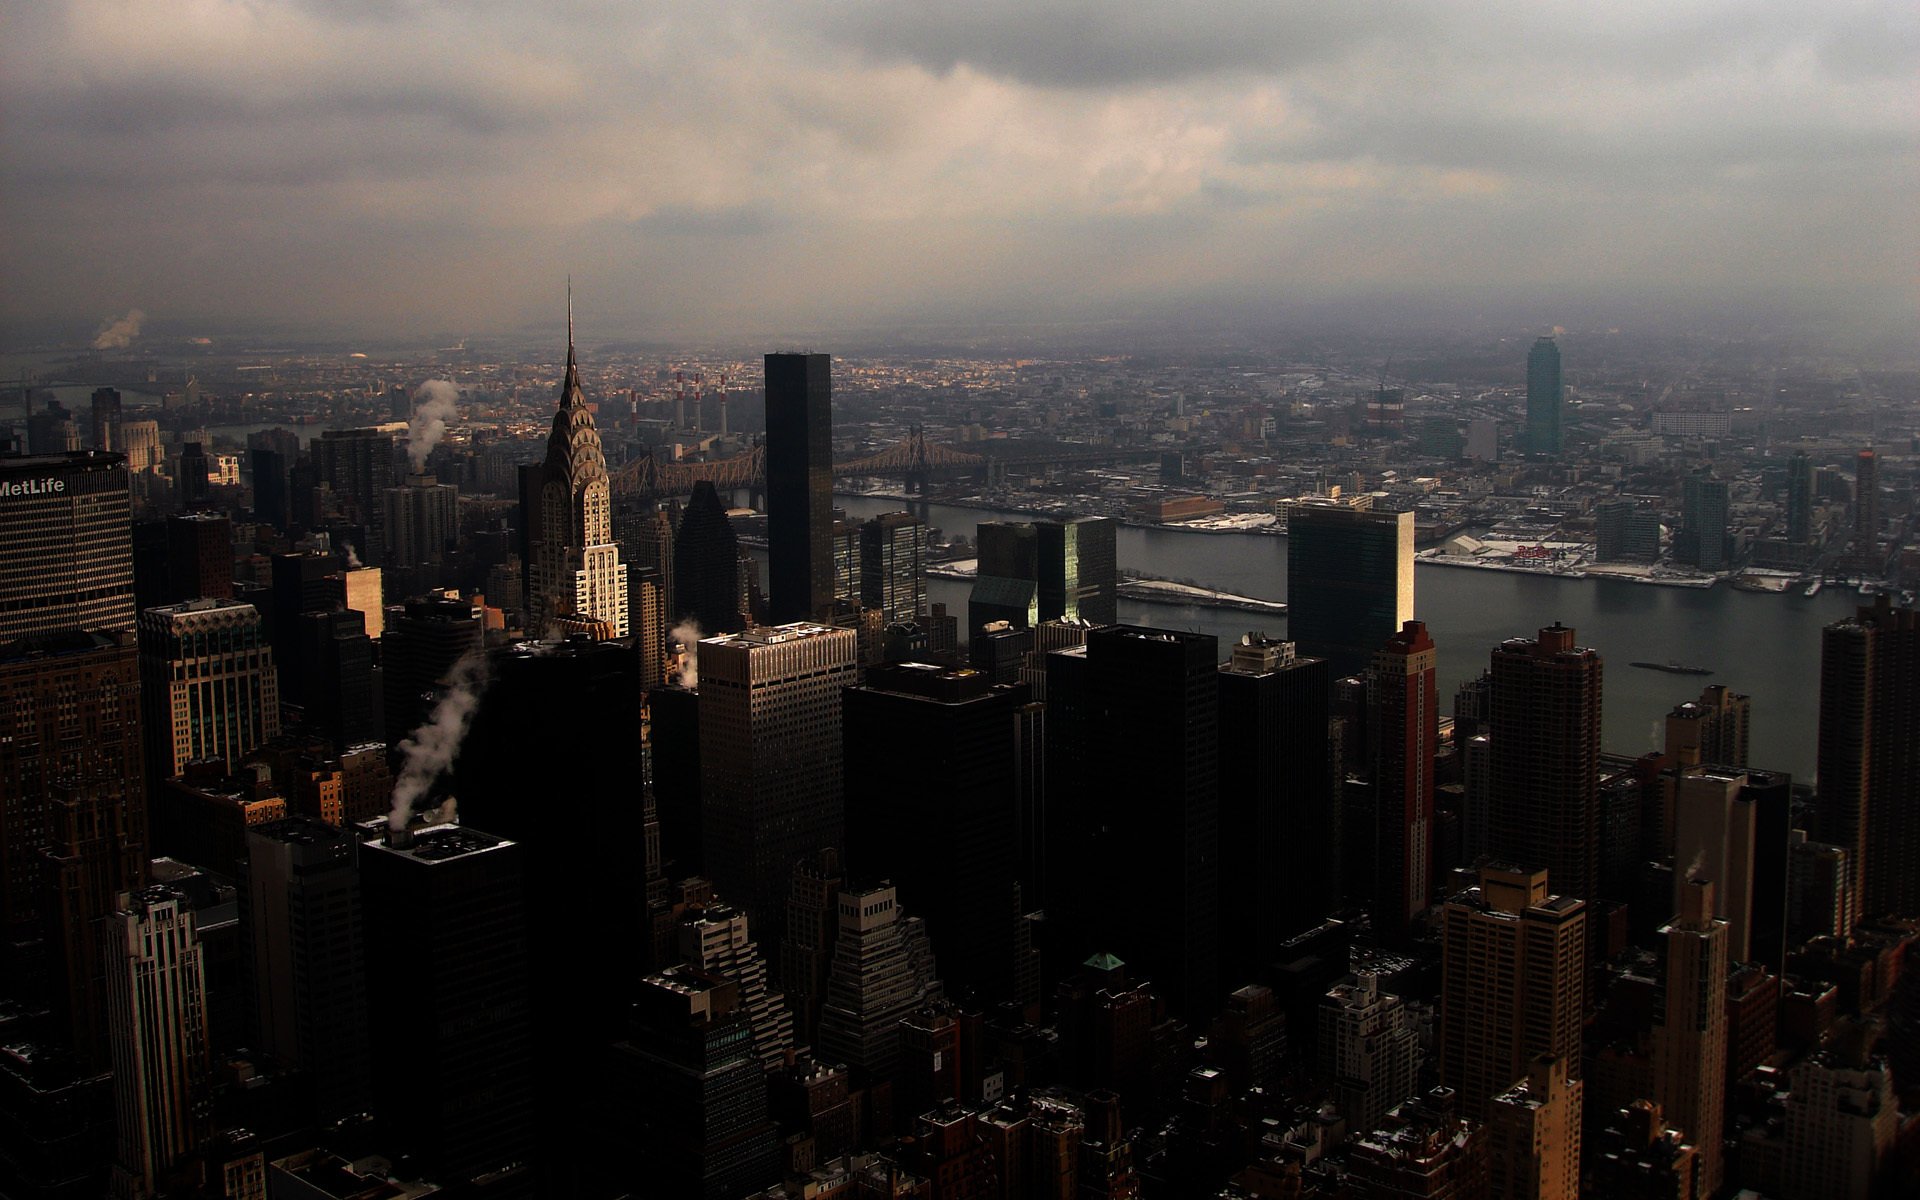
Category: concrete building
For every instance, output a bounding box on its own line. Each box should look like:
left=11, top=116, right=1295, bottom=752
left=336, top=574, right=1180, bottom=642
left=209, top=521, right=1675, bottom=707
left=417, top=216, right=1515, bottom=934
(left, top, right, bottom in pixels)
left=815, top=884, right=943, bottom=1081
left=138, top=599, right=281, bottom=783
left=105, top=886, right=209, bottom=1199
left=1664, top=684, right=1749, bottom=769
left=1487, top=1054, right=1581, bottom=1200
left=1320, top=972, right=1421, bottom=1137
left=1487, top=624, right=1603, bottom=908
left=1817, top=598, right=1919, bottom=920
left=1370, top=620, right=1438, bottom=937
left=677, top=898, right=795, bottom=1071
left=1653, top=877, right=1729, bottom=1197
left=0, top=451, right=135, bottom=638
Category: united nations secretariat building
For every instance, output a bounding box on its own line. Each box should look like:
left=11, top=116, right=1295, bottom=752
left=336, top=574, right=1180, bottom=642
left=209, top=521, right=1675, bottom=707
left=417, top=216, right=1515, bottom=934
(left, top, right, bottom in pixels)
left=0, top=452, right=135, bottom=638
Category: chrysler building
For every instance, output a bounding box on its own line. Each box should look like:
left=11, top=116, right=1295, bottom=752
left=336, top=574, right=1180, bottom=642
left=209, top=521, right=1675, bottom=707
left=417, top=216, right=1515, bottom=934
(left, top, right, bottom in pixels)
left=529, top=295, right=628, bottom=638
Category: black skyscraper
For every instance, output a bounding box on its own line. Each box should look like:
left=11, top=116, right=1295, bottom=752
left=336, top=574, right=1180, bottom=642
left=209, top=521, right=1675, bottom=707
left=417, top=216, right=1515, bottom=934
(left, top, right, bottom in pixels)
left=250, top=447, right=289, bottom=532
left=843, top=663, right=1037, bottom=999
left=674, top=480, right=745, bottom=634
left=294, top=608, right=378, bottom=750
left=1048, top=626, right=1220, bottom=1018
left=649, top=684, right=703, bottom=879
left=380, top=593, right=484, bottom=745
left=765, top=352, right=833, bottom=623
left=1216, top=635, right=1332, bottom=982
left=360, top=825, right=532, bottom=1189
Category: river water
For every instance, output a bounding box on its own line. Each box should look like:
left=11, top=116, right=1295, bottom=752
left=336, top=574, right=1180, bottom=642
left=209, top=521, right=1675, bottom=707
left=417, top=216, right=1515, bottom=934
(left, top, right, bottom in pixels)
left=833, top=495, right=1860, bottom=783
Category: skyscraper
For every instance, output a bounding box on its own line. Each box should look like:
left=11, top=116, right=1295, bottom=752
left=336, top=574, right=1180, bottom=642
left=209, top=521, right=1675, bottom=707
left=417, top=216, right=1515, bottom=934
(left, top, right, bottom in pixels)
left=528, top=304, right=629, bottom=638
left=1370, top=620, right=1438, bottom=938
left=104, top=886, right=209, bottom=1199
left=1664, top=682, right=1750, bottom=768
left=765, top=351, right=834, bottom=624
left=1487, top=624, right=1603, bottom=908
left=1786, top=451, right=1815, bottom=546
left=1048, top=625, right=1219, bottom=1018
left=1037, top=516, right=1119, bottom=627
left=137, top=599, right=281, bottom=783
left=1853, top=448, right=1879, bottom=559
left=1487, top=1054, right=1581, bottom=1200
left=360, top=824, right=532, bottom=1187
left=1216, top=634, right=1332, bottom=971
left=89, top=387, right=123, bottom=451
left=1816, top=597, right=1919, bottom=920
left=382, top=471, right=458, bottom=576
left=294, top=607, right=378, bottom=750
left=1438, top=866, right=1586, bottom=1118
left=379, top=592, right=484, bottom=744
left=698, top=622, right=858, bottom=951
left=815, top=884, right=944, bottom=1080
left=677, top=898, right=795, bottom=1070
left=859, top=511, right=928, bottom=624
left=673, top=480, right=745, bottom=635
left=1595, top=498, right=1660, bottom=564
left=842, top=662, right=1035, bottom=997
left=239, top=818, right=369, bottom=1122
left=1286, top=505, right=1414, bottom=680
left=1652, top=876, right=1729, bottom=1197
left=1320, top=972, right=1421, bottom=1137
left=0, top=451, right=135, bottom=639
left=1526, top=336, right=1563, bottom=455
left=1679, top=473, right=1732, bottom=571
left=310, top=429, right=394, bottom=565
left=969, top=521, right=1041, bottom=639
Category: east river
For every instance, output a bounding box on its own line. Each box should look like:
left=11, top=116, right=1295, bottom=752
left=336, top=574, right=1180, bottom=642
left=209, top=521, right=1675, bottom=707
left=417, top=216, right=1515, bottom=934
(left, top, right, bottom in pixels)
left=833, top=495, right=1863, bottom=783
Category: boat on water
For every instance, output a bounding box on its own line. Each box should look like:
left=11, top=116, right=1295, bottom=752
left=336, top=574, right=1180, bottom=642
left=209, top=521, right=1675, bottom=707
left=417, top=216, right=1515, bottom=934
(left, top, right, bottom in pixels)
left=1630, top=660, right=1712, bottom=675
left=1804, top=580, right=1823, bottom=598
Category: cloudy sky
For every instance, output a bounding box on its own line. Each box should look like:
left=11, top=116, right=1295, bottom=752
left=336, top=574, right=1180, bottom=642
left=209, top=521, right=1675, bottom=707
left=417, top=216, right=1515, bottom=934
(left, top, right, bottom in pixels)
left=3, top=1, right=1915, bottom=343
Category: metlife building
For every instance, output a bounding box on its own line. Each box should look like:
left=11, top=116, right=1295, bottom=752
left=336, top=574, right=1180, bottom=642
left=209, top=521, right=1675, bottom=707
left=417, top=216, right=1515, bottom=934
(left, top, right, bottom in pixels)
left=0, top=451, right=135, bottom=638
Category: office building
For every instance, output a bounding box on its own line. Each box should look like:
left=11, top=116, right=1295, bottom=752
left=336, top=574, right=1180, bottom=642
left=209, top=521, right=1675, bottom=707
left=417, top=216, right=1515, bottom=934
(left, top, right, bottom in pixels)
left=294, top=608, right=378, bottom=750
left=1487, top=1055, right=1581, bottom=1200
left=1320, top=972, right=1421, bottom=1137
left=0, top=452, right=135, bottom=639
left=1586, top=1101, right=1699, bottom=1200
left=310, top=429, right=394, bottom=565
left=780, top=849, right=845, bottom=1045
left=673, top=480, right=745, bottom=634
left=104, top=886, right=209, bottom=1199
left=382, top=472, right=458, bottom=575
left=0, top=630, right=147, bottom=1068
left=1788, top=829, right=1852, bottom=944
left=859, top=511, right=927, bottom=624
left=138, top=599, right=280, bottom=783
left=843, top=662, right=1035, bottom=998
left=1678, top=474, right=1732, bottom=571
left=1286, top=505, right=1414, bottom=679
left=89, top=387, right=122, bottom=451
left=969, top=521, right=1040, bottom=638
left=1047, top=626, right=1219, bottom=1018
left=175, top=442, right=212, bottom=509
left=26, top=403, right=82, bottom=455
left=132, top=513, right=233, bottom=609
left=1669, top=771, right=1761, bottom=962
left=528, top=315, right=629, bottom=638
left=1370, top=620, right=1438, bottom=937
left=1439, top=866, right=1586, bottom=1118
left=360, top=824, right=532, bottom=1185
left=1596, top=499, right=1661, bottom=564
left=815, top=884, right=943, bottom=1080
left=250, top=447, right=289, bottom=532
left=829, top=516, right=860, bottom=612
left=1787, top=451, right=1815, bottom=546
left=1487, top=624, right=1603, bottom=907
left=1818, top=597, right=1919, bottom=920
left=1217, top=635, right=1332, bottom=967
left=152, top=763, right=288, bottom=874
left=1526, top=336, right=1563, bottom=455
left=239, top=818, right=368, bottom=1122
left=677, top=899, right=795, bottom=1070
left=698, top=622, right=857, bottom=955
left=1037, top=516, right=1118, bottom=627
left=1344, top=1089, right=1489, bottom=1195
left=611, top=967, right=780, bottom=1200
left=1664, top=683, right=1749, bottom=768
left=765, top=351, right=834, bottom=623
left=1652, top=877, right=1729, bottom=1197
left=379, top=592, right=484, bottom=744
left=1853, top=449, right=1879, bottom=558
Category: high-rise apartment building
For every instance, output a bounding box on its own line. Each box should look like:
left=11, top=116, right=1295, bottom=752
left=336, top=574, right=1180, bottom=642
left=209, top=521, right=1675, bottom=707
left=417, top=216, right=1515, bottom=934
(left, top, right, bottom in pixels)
left=360, top=824, right=532, bottom=1186
left=1595, top=499, right=1661, bottom=564
left=1487, top=624, right=1603, bottom=907
left=1439, top=866, right=1586, bottom=1118
left=294, top=607, right=378, bottom=750
left=1670, top=771, right=1761, bottom=962
left=1286, top=505, right=1414, bottom=680
left=1048, top=625, right=1219, bottom=1018
left=382, top=471, right=458, bottom=574
left=1370, top=620, right=1438, bottom=937
left=528, top=315, right=628, bottom=638
left=1652, top=876, right=1729, bottom=1197
left=379, top=592, right=483, bottom=744
left=239, top=818, right=368, bottom=1122
left=1526, top=336, right=1563, bottom=455
left=1487, top=1054, right=1581, bottom=1200
left=104, top=886, right=209, bottom=1199
left=1664, top=683, right=1750, bottom=768
left=699, top=622, right=858, bottom=948
left=765, top=352, right=834, bottom=624
left=673, top=480, right=745, bottom=635
left=1679, top=474, right=1732, bottom=571
left=1216, top=635, right=1332, bottom=975
left=1853, top=448, right=1879, bottom=559
left=815, top=884, right=943, bottom=1080
left=1320, top=972, right=1421, bottom=1137
left=842, top=662, right=1035, bottom=998
left=1787, top=451, right=1815, bottom=546
left=89, top=387, right=123, bottom=451
left=859, top=511, right=928, bottom=624
left=0, top=451, right=135, bottom=639
left=310, top=429, right=394, bottom=565
left=137, top=599, right=280, bottom=783
left=1816, top=597, right=1919, bottom=919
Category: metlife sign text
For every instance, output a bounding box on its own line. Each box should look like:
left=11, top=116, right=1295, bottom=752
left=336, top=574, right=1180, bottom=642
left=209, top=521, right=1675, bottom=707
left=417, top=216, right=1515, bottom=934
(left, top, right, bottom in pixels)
left=0, top=477, right=68, bottom=498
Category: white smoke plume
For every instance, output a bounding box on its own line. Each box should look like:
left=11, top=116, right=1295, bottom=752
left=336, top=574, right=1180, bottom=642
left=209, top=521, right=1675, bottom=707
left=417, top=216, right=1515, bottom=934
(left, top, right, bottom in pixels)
left=92, top=309, right=146, bottom=350
left=389, top=650, right=490, bottom=832
left=671, top=620, right=704, bottom=688
left=342, top=542, right=363, bottom=570
left=407, top=379, right=458, bottom=471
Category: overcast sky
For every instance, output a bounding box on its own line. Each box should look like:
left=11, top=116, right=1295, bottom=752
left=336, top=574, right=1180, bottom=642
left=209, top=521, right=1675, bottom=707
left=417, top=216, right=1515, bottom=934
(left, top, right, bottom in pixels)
left=3, top=1, right=1915, bottom=344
